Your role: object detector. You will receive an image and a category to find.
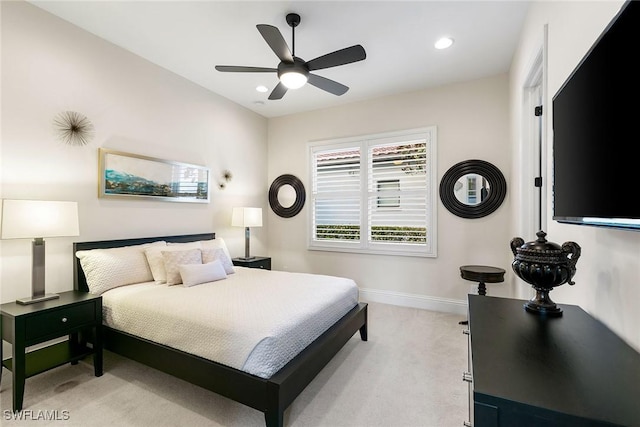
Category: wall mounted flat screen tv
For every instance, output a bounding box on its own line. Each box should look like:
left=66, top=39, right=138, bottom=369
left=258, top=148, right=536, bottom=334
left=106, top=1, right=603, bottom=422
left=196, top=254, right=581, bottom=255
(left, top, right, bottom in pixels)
left=552, top=0, right=640, bottom=231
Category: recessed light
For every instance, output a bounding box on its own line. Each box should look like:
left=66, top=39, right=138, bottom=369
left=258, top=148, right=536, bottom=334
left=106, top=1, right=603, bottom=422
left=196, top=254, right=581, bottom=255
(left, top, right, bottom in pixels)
left=434, top=37, right=454, bottom=50
left=256, top=85, right=268, bottom=93
left=253, top=101, right=265, bottom=105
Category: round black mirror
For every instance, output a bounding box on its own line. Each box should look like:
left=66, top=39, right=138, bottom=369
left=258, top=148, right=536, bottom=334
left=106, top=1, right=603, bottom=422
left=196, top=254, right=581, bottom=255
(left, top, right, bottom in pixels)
left=269, top=174, right=306, bottom=218
left=439, top=160, right=506, bottom=218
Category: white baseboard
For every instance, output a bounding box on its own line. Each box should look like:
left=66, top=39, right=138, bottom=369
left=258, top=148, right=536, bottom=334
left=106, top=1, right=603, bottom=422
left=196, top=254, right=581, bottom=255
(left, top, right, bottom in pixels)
left=359, top=287, right=467, bottom=316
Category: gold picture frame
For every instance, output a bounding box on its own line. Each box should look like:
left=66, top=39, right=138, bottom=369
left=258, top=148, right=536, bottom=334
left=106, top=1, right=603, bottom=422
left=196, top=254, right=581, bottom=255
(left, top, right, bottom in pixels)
left=98, top=148, right=210, bottom=203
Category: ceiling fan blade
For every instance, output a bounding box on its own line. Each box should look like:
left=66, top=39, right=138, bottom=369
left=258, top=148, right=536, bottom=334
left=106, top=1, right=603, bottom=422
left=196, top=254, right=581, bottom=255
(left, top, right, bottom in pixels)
left=307, top=74, right=349, bottom=96
left=307, top=45, right=366, bottom=71
left=215, top=66, right=277, bottom=73
left=257, top=24, right=293, bottom=63
left=268, top=82, right=288, bottom=100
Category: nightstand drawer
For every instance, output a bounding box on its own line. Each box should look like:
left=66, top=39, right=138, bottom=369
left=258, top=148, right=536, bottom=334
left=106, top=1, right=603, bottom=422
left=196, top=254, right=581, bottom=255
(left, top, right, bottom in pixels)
left=232, top=256, right=271, bottom=270
left=25, top=302, right=96, bottom=341
left=251, top=258, right=271, bottom=270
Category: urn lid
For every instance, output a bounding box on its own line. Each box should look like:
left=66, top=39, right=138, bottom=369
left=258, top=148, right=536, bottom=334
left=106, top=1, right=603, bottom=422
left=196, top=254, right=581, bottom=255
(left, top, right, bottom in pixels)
left=510, top=230, right=568, bottom=264
left=518, top=230, right=561, bottom=253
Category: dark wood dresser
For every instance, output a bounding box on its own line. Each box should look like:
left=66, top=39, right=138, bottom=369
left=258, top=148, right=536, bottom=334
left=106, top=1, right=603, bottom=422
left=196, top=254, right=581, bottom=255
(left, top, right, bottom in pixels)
left=467, top=295, right=640, bottom=426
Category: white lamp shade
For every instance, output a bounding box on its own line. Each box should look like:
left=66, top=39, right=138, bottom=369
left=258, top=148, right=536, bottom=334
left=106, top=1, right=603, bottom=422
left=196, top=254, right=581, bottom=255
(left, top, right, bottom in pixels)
left=231, top=207, right=263, bottom=228
left=1, top=200, right=80, bottom=239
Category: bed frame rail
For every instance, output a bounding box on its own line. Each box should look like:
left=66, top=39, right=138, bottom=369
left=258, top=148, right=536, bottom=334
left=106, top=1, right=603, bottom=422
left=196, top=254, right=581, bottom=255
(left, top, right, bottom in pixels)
left=104, top=327, right=269, bottom=410
left=266, top=303, right=367, bottom=426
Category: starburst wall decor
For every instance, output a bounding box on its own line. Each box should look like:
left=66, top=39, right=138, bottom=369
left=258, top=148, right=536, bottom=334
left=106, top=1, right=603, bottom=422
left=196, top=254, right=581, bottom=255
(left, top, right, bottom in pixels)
left=53, top=111, right=95, bottom=146
left=218, top=170, right=233, bottom=190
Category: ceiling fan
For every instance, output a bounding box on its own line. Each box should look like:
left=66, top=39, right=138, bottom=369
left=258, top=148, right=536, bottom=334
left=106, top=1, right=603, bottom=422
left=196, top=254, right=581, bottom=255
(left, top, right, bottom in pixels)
left=215, top=13, right=366, bottom=100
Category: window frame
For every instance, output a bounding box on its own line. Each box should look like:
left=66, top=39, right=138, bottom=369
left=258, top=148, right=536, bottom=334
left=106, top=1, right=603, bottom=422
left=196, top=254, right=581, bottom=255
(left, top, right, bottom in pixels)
left=308, top=127, right=437, bottom=258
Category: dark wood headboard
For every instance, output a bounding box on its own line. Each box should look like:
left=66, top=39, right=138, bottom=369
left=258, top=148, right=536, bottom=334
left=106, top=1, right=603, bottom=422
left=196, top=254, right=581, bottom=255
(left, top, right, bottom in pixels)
left=73, top=233, right=215, bottom=293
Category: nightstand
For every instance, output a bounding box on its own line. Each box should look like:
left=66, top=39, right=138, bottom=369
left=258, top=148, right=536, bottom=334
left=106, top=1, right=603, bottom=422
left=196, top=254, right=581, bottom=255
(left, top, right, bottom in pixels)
left=232, top=256, right=271, bottom=270
left=0, top=290, right=103, bottom=412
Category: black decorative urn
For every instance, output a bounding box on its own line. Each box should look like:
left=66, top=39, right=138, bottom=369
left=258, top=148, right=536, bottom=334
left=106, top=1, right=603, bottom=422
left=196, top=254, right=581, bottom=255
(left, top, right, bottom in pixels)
left=510, top=230, right=581, bottom=316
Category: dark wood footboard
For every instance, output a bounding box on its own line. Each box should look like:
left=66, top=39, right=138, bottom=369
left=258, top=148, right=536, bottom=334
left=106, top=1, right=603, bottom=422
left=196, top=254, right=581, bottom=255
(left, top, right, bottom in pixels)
left=265, top=302, right=367, bottom=426
left=104, top=302, right=367, bottom=427
left=73, top=233, right=368, bottom=427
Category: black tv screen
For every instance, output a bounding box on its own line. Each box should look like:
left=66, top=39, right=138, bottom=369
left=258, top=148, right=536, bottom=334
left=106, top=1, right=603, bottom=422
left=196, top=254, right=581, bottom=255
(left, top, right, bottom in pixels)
left=552, top=0, right=640, bottom=230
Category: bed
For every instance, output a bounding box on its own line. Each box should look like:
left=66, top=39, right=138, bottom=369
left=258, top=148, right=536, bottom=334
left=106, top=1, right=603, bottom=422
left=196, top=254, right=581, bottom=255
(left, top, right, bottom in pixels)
left=73, top=233, right=368, bottom=427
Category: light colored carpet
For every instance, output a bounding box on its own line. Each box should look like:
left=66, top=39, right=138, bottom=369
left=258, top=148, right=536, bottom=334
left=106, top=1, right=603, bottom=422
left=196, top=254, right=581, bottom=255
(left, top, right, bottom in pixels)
left=0, top=302, right=468, bottom=426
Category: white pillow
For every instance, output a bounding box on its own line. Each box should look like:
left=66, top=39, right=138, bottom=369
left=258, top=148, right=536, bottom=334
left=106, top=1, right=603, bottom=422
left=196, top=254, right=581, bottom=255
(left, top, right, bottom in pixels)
left=76, top=241, right=166, bottom=295
left=202, top=247, right=235, bottom=274
left=145, top=241, right=202, bottom=283
left=200, top=238, right=232, bottom=263
left=179, top=260, right=227, bottom=287
left=162, top=248, right=203, bottom=286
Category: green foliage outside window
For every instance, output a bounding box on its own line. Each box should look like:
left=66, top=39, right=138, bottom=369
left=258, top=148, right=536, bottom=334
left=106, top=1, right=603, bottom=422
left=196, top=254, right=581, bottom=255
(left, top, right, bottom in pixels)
left=316, top=225, right=426, bottom=243
left=316, top=225, right=360, bottom=240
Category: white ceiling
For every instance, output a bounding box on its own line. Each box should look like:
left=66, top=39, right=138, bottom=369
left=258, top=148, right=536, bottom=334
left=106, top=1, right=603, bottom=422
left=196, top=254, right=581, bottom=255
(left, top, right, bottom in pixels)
left=29, top=1, right=531, bottom=118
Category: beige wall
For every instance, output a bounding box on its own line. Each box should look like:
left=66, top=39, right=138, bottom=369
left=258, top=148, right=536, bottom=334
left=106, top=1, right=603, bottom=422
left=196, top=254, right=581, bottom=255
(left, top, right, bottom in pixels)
left=0, top=1, right=268, bottom=302
left=268, top=75, right=512, bottom=313
left=4, top=0, right=637, bottom=353
left=511, top=0, right=640, bottom=351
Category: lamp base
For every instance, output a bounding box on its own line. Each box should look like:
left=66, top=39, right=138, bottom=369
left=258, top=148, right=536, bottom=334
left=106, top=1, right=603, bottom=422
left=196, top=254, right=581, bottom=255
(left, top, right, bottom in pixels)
left=235, top=256, right=257, bottom=261
left=16, top=293, right=60, bottom=305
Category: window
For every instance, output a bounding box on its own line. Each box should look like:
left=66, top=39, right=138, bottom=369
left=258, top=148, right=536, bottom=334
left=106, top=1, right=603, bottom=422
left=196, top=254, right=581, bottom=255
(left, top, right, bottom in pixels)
left=309, top=127, right=437, bottom=257
left=377, top=180, right=400, bottom=208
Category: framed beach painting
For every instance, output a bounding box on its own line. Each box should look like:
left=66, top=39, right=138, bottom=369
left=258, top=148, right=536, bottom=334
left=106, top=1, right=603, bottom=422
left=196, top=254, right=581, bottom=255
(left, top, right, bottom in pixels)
left=98, top=148, right=210, bottom=203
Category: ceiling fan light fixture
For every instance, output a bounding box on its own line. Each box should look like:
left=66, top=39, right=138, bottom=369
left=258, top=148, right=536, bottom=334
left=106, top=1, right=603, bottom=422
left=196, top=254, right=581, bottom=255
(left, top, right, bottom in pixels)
left=280, top=71, right=308, bottom=89
left=278, top=58, right=309, bottom=89
left=215, top=13, right=366, bottom=100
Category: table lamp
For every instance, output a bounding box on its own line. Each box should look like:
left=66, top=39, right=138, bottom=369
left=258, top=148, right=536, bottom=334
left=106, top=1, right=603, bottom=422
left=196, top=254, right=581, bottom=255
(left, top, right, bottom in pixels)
left=231, top=207, right=262, bottom=260
left=1, top=199, right=80, bottom=304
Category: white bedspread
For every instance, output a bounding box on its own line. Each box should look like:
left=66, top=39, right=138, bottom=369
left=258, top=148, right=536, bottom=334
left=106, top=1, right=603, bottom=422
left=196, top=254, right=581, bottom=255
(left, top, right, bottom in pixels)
left=101, top=267, right=359, bottom=378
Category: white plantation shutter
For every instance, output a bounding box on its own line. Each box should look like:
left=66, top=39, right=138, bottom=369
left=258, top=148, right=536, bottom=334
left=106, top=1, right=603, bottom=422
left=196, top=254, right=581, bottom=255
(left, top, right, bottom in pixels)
left=312, top=146, right=361, bottom=242
left=309, top=127, right=436, bottom=257
left=367, top=140, right=428, bottom=249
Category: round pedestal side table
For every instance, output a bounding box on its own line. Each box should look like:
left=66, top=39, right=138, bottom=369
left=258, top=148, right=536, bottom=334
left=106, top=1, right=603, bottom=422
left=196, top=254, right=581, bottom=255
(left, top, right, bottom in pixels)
left=460, top=265, right=505, bottom=296
left=459, top=265, right=505, bottom=325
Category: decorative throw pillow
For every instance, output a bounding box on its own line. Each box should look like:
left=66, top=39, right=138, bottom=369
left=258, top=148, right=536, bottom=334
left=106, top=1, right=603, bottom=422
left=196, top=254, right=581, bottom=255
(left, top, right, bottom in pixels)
left=145, top=241, right=202, bottom=283
left=200, top=238, right=232, bottom=264
left=202, top=247, right=235, bottom=274
left=76, top=241, right=166, bottom=295
left=162, top=248, right=203, bottom=286
left=179, top=260, right=227, bottom=287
